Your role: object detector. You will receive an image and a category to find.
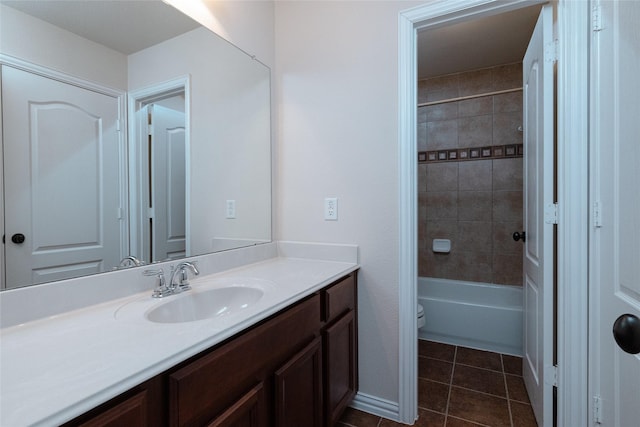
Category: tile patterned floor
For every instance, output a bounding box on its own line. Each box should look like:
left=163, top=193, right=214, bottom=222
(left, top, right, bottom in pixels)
left=338, top=340, right=538, bottom=427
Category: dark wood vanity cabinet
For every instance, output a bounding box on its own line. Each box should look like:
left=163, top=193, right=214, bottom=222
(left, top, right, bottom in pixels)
left=322, top=274, right=358, bottom=426
left=64, top=271, right=357, bottom=427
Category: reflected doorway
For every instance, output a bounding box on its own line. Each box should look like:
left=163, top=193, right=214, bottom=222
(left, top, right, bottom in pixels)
left=128, top=77, right=190, bottom=264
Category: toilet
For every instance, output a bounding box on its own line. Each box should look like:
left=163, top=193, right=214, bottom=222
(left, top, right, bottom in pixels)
left=417, top=303, right=425, bottom=329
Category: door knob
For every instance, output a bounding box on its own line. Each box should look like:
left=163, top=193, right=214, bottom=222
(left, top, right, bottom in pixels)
left=512, top=231, right=526, bottom=242
left=11, top=233, right=25, bottom=244
left=613, top=313, right=640, bottom=354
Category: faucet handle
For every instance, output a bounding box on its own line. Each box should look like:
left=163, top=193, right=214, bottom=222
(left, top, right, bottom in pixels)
left=143, top=269, right=170, bottom=298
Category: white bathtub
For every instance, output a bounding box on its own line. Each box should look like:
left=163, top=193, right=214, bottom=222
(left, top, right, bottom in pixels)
left=418, top=277, right=523, bottom=356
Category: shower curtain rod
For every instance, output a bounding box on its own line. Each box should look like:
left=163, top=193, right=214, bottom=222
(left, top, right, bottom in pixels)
left=417, top=87, right=523, bottom=108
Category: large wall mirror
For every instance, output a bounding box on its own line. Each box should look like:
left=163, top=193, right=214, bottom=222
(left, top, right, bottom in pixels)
left=0, top=0, right=272, bottom=290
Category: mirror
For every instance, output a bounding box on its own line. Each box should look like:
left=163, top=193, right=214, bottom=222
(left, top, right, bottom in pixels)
left=0, top=0, right=272, bottom=289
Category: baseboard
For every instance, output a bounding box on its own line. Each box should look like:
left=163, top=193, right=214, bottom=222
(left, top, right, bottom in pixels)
left=349, top=392, right=400, bottom=422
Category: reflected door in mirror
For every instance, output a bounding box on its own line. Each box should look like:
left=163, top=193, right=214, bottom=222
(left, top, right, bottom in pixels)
left=1, top=66, right=124, bottom=289
left=147, top=102, right=186, bottom=262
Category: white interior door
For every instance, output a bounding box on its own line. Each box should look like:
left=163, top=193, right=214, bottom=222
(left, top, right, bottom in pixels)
left=149, top=103, right=186, bottom=261
left=590, top=1, right=640, bottom=425
left=1, top=65, right=123, bottom=288
left=522, top=6, right=554, bottom=426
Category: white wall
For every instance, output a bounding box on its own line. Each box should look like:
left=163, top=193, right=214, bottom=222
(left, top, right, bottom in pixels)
left=0, top=4, right=127, bottom=89
left=274, top=0, right=422, bottom=405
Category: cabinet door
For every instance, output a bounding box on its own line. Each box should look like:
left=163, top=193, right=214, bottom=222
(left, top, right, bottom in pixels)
left=274, top=336, right=323, bottom=427
left=75, top=391, right=148, bottom=427
left=207, top=383, right=264, bottom=427
left=324, top=310, right=357, bottom=426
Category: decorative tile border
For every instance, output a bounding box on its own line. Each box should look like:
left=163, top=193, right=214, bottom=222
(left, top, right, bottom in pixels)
left=418, top=144, right=523, bottom=163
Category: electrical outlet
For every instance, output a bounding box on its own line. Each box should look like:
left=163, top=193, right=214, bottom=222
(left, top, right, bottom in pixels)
left=226, top=200, right=236, bottom=219
left=324, top=197, right=338, bottom=220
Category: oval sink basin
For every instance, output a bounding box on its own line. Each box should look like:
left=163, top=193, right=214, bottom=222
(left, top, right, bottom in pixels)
left=145, top=286, right=264, bottom=324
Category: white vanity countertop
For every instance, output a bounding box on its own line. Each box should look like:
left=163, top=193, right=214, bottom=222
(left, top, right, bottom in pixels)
left=0, top=256, right=359, bottom=427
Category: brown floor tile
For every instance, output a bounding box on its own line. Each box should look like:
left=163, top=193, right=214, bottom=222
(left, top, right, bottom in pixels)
left=502, top=354, right=523, bottom=376
left=419, top=340, right=456, bottom=361
left=510, top=401, right=538, bottom=427
left=445, top=416, right=484, bottom=426
left=417, top=409, right=446, bottom=427
left=419, top=378, right=450, bottom=413
left=419, top=356, right=453, bottom=383
left=448, top=386, right=511, bottom=427
left=452, top=364, right=506, bottom=397
left=505, top=374, right=530, bottom=403
left=455, top=346, right=503, bottom=371
left=339, top=407, right=381, bottom=427
left=379, top=419, right=403, bottom=426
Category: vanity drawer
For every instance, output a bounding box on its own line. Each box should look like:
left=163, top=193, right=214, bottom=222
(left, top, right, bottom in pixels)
left=323, top=274, right=356, bottom=324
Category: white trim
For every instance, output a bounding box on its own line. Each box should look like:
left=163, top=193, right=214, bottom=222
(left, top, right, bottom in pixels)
left=397, top=8, right=418, bottom=424
left=127, top=76, right=191, bottom=261
left=556, top=1, right=590, bottom=425
left=0, top=54, right=123, bottom=98
left=351, top=392, right=401, bottom=422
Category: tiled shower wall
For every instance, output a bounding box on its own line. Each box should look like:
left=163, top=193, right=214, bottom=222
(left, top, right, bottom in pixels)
left=418, top=63, right=523, bottom=286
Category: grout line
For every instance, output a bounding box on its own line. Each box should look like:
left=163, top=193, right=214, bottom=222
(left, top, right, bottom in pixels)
left=455, top=361, right=505, bottom=374
left=447, top=414, right=492, bottom=427
left=443, top=346, right=457, bottom=426
left=502, top=354, right=515, bottom=427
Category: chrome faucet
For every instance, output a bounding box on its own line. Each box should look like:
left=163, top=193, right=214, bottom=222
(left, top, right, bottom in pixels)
left=143, top=268, right=172, bottom=298
left=169, top=261, right=200, bottom=292
left=119, top=255, right=145, bottom=268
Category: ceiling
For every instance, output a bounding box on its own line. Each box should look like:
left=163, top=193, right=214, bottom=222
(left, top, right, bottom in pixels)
left=0, top=0, right=200, bottom=55
left=417, top=5, right=542, bottom=80
left=3, top=1, right=540, bottom=79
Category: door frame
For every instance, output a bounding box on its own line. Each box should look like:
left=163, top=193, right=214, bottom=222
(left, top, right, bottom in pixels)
left=0, top=54, right=128, bottom=289
left=397, top=0, right=590, bottom=424
left=127, top=76, right=191, bottom=263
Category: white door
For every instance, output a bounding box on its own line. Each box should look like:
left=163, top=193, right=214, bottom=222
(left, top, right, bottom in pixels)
left=590, top=1, right=640, bottom=425
left=1, top=66, right=123, bottom=288
left=148, top=103, right=186, bottom=261
left=522, top=6, right=554, bottom=426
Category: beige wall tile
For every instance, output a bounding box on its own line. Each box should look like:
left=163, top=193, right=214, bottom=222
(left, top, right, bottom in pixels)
left=426, top=192, right=458, bottom=220
left=493, top=252, right=523, bottom=286
left=459, top=191, right=492, bottom=221
left=459, top=160, right=492, bottom=191
left=493, top=91, right=522, bottom=113
left=426, top=102, right=458, bottom=121
left=492, top=158, right=523, bottom=191
left=418, top=164, right=428, bottom=192
left=418, top=122, right=428, bottom=151
left=493, top=190, right=523, bottom=222
left=492, top=63, right=522, bottom=91
left=458, top=221, right=493, bottom=253
left=492, top=222, right=524, bottom=256
left=426, top=163, right=458, bottom=192
left=423, top=74, right=460, bottom=102
left=417, top=63, right=524, bottom=284
left=458, top=68, right=493, bottom=97
left=458, top=96, right=493, bottom=118
left=425, top=220, right=458, bottom=242
left=450, top=251, right=493, bottom=283
left=493, top=111, right=523, bottom=146
left=427, top=119, right=458, bottom=150
left=458, top=115, right=493, bottom=148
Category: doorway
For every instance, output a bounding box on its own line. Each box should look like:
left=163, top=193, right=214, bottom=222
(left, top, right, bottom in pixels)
left=396, top=0, right=582, bottom=424
left=128, top=77, right=190, bottom=264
